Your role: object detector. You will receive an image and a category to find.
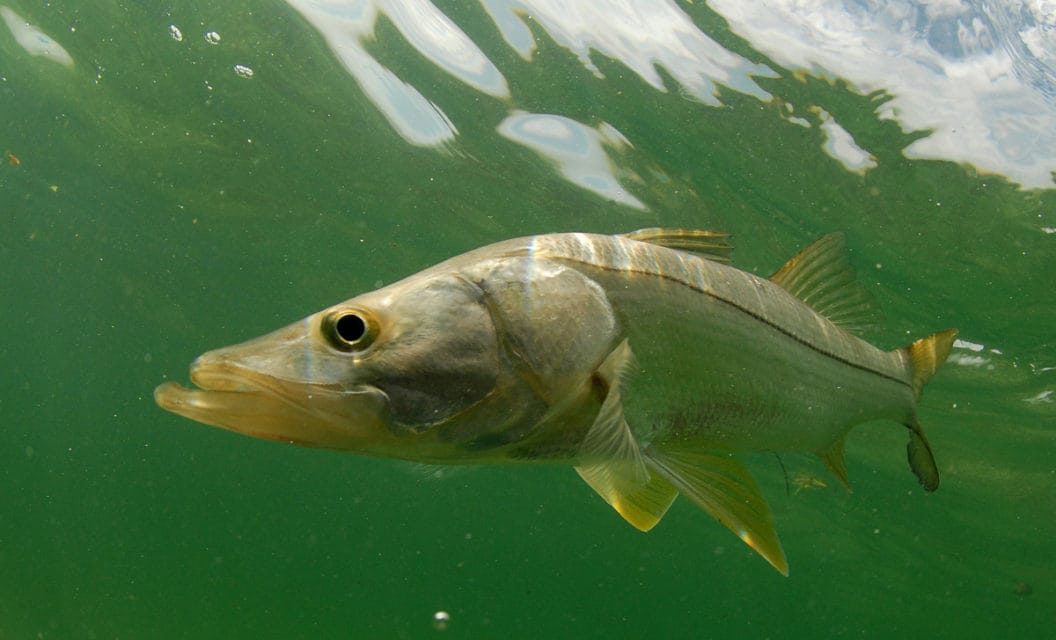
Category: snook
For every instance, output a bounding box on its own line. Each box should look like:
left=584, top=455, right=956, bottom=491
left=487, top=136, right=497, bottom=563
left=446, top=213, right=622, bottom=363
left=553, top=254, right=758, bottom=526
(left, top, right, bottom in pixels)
left=156, top=229, right=956, bottom=575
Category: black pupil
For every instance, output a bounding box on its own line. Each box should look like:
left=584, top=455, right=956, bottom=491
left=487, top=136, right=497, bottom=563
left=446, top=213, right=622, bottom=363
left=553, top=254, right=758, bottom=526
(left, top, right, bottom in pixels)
left=335, top=313, right=367, bottom=343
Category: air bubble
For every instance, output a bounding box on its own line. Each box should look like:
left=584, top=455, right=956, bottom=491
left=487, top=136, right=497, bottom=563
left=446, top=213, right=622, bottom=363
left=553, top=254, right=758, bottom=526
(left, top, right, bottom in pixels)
left=205, top=31, right=221, bottom=45
left=432, top=611, right=450, bottom=631
left=233, top=64, right=254, bottom=78
left=169, top=25, right=183, bottom=42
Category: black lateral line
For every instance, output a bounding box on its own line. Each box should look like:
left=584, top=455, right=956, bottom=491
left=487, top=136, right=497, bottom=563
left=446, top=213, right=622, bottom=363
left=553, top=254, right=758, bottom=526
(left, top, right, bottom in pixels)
left=561, top=259, right=909, bottom=388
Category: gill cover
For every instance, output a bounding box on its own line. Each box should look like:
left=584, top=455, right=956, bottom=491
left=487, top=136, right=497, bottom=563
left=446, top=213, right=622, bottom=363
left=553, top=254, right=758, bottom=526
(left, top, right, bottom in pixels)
left=346, top=273, right=502, bottom=433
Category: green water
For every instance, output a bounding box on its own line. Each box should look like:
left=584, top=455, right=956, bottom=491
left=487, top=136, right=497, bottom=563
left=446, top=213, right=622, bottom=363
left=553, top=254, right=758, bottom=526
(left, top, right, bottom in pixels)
left=2, top=1, right=1054, bottom=638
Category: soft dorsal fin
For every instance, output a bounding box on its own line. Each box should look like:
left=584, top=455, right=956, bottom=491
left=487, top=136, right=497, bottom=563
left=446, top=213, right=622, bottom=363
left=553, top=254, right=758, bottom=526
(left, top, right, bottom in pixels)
left=623, top=228, right=733, bottom=263
left=769, top=232, right=880, bottom=334
left=646, top=444, right=789, bottom=576
left=575, top=340, right=680, bottom=531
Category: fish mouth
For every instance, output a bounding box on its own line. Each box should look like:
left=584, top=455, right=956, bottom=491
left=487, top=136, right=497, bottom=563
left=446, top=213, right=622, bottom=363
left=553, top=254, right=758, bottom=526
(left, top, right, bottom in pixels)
left=154, top=360, right=390, bottom=449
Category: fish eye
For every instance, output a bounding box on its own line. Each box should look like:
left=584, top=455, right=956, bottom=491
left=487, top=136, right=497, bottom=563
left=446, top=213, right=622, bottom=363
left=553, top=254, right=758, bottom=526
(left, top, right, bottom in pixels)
left=323, top=310, right=376, bottom=351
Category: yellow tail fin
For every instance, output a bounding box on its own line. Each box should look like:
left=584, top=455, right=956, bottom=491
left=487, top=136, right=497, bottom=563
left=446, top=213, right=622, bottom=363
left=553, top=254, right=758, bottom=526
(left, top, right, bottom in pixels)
left=905, top=328, right=958, bottom=400
left=900, top=328, right=956, bottom=492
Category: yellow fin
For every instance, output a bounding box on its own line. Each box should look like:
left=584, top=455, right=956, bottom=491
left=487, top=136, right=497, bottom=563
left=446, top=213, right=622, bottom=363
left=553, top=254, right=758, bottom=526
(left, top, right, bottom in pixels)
left=647, top=446, right=789, bottom=576
left=769, top=233, right=880, bottom=334
left=575, top=464, right=678, bottom=531
left=904, top=328, right=958, bottom=399
left=898, top=329, right=954, bottom=491
left=580, top=339, right=646, bottom=477
left=818, top=437, right=852, bottom=491
left=623, top=228, right=733, bottom=263
left=576, top=339, right=679, bottom=531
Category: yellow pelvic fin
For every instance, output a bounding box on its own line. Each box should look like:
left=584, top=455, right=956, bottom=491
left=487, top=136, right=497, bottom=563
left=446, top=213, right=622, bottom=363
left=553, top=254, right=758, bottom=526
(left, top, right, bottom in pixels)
left=623, top=228, right=733, bottom=263
left=646, top=445, right=789, bottom=576
left=904, top=328, right=958, bottom=399
left=576, top=339, right=680, bottom=530
left=575, top=464, right=678, bottom=531
left=769, top=232, right=880, bottom=335
left=818, top=436, right=852, bottom=491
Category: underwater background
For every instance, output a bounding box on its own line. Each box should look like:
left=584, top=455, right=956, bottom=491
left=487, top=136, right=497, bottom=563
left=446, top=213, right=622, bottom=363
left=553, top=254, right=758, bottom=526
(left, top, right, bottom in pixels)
left=2, top=1, right=1054, bottom=637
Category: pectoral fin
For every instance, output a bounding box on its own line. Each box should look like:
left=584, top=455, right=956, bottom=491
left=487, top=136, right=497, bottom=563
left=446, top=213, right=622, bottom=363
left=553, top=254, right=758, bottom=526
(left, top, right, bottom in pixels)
left=647, top=445, right=789, bottom=576
left=576, top=339, right=679, bottom=531
left=579, top=339, right=646, bottom=481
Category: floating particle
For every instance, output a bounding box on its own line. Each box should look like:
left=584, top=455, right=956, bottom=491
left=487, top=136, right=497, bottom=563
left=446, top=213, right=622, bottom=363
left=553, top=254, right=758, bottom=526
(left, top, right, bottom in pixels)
left=233, top=64, right=254, bottom=78
left=432, top=611, right=450, bottom=631
left=169, top=24, right=183, bottom=42
left=791, top=472, right=827, bottom=494
left=1014, top=581, right=1033, bottom=596
left=205, top=31, right=221, bottom=45
left=6, top=151, right=19, bottom=166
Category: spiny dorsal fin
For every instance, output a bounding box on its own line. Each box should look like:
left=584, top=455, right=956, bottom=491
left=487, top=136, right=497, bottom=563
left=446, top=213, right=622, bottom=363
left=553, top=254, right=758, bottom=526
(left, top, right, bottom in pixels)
left=646, top=445, right=789, bottom=576
left=576, top=340, right=679, bottom=531
left=623, top=228, right=733, bottom=263
left=769, top=233, right=880, bottom=334
left=818, top=437, right=852, bottom=491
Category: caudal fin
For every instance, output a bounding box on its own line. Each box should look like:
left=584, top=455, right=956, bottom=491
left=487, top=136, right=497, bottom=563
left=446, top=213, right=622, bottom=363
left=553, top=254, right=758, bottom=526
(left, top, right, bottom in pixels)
left=900, top=328, right=957, bottom=492
left=904, top=328, right=958, bottom=400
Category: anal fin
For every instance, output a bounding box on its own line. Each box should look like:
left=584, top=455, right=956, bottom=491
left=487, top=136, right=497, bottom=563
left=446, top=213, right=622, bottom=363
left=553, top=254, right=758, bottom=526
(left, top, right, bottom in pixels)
left=647, top=445, right=789, bottom=576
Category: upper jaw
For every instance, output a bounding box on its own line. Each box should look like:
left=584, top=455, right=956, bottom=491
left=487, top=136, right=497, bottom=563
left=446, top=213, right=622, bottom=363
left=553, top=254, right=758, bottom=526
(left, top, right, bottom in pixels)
left=154, top=360, right=319, bottom=445
left=154, top=356, right=390, bottom=450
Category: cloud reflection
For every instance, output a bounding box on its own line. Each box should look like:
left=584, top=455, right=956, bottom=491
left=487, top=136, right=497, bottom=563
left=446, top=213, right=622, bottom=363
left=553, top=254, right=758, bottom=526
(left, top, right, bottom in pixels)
left=812, top=107, right=878, bottom=174
left=286, top=0, right=507, bottom=147
left=498, top=112, right=645, bottom=210
left=708, top=0, right=1056, bottom=188
left=481, top=0, right=777, bottom=104
left=0, top=6, right=74, bottom=68
left=289, top=0, right=1054, bottom=201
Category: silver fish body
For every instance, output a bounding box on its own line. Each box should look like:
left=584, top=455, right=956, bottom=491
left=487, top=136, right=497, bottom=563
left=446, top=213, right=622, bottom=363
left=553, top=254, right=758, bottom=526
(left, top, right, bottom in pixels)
left=156, top=229, right=956, bottom=574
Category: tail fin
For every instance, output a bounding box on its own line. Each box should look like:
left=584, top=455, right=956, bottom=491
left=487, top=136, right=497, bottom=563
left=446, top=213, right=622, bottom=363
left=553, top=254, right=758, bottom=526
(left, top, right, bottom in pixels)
left=904, top=418, right=939, bottom=491
left=904, top=328, right=958, bottom=400
left=900, top=328, right=956, bottom=492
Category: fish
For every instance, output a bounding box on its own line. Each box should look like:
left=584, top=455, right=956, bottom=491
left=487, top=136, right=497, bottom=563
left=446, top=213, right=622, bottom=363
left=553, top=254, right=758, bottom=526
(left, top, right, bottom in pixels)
left=155, top=229, right=956, bottom=575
